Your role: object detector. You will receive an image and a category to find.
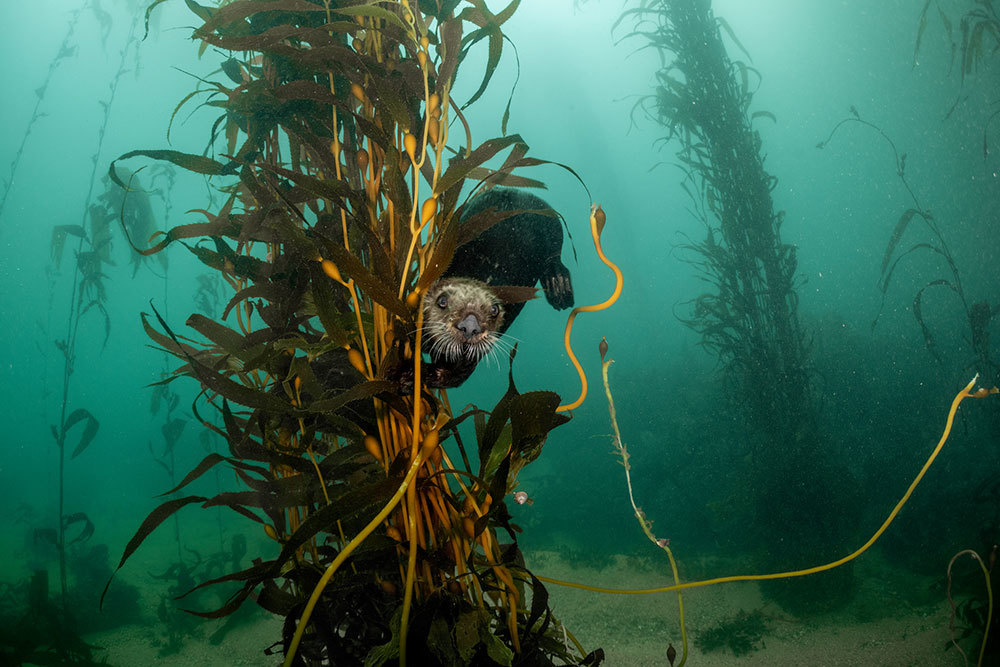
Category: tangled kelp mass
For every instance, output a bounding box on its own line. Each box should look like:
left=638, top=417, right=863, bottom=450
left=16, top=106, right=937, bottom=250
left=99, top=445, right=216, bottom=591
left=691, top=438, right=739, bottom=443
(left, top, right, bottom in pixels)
left=1, top=0, right=999, bottom=665
left=97, top=1, right=609, bottom=665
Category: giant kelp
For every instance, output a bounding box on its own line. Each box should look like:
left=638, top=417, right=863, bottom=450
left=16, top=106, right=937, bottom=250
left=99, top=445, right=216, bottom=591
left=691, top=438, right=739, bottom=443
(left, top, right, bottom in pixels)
left=0, top=3, right=85, bottom=228
left=41, top=6, right=147, bottom=624
left=914, top=0, right=1000, bottom=158
left=619, top=0, right=860, bottom=612
left=915, top=0, right=1000, bottom=82
left=621, top=0, right=808, bottom=444
left=104, top=1, right=604, bottom=665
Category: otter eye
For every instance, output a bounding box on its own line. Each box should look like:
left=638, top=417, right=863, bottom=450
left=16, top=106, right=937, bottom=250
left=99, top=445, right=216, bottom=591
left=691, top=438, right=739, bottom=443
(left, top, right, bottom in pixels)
left=437, top=294, right=449, bottom=309
left=490, top=304, right=500, bottom=317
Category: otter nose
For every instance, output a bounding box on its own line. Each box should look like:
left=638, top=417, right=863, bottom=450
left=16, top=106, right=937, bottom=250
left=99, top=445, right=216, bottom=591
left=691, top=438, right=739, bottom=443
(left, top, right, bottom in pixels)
left=455, top=314, right=482, bottom=340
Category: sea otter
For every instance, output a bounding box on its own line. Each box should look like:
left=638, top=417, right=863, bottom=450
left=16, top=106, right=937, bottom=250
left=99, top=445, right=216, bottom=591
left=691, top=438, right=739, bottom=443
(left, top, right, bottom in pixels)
left=419, top=187, right=574, bottom=388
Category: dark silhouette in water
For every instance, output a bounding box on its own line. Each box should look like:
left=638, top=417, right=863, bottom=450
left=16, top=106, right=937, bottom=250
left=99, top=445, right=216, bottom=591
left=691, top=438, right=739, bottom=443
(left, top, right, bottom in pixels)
left=629, top=0, right=856, bottom=612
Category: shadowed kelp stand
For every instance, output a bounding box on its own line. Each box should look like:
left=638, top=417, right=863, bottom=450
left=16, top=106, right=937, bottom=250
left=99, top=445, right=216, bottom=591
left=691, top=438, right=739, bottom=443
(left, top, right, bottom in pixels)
left=622, top=0, right=859, bottom=611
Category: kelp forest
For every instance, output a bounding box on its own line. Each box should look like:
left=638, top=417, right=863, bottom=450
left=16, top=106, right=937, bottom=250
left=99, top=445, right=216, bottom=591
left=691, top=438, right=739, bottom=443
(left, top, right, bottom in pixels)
left=0, top=0, right=998, bottom=665
left=620, top=0, right=859, bottom=613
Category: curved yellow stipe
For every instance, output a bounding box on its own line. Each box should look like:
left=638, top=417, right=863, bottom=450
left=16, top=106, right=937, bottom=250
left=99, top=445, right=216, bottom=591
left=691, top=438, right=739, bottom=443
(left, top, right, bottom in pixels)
left=947, top=548, right=994, bottom=667
left=399, top=299, right=427, bottom=667
left=541, top=375, right=992, bottom=594
left=282, top=448, right=427, bottom=667
left=557, top=205, right=623, bottom=412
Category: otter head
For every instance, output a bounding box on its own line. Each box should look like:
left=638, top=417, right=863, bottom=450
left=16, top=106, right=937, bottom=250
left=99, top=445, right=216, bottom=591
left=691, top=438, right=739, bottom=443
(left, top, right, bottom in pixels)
left=422, top=278, right=505, bottom=363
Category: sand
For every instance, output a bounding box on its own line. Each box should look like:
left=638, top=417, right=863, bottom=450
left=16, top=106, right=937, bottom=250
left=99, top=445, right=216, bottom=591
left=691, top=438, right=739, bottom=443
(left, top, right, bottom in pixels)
left=77, top=549, right=968, bottom=666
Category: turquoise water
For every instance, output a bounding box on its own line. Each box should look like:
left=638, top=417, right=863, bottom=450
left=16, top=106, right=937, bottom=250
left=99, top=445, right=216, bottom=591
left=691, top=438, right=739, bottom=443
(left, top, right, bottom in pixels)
left=0, top=0, right=997, bottom=664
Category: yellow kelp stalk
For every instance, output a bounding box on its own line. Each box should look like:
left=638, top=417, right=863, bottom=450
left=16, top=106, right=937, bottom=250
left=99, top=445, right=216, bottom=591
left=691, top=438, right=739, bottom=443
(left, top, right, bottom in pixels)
left=287, top=198, right=623, bottom=667
left=286, top=6, right=525, bottom=665
left=540, top=374, right=998, bottom=664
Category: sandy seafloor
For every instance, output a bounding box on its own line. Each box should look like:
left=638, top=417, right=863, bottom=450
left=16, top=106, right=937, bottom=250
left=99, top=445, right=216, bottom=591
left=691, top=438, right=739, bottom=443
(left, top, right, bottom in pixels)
left=74, top=548, right=966, bottom=667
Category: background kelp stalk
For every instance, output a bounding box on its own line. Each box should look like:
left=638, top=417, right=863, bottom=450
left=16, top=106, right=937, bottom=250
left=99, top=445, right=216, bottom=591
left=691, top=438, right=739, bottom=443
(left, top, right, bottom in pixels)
left=105, top=1, right=598, bottom=666
left=625, top=0, right=859, bottom=612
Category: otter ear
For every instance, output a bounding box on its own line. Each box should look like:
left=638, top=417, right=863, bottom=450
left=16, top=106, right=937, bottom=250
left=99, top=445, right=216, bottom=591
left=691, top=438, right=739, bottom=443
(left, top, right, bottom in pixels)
left=489, top=285, right=538, bottom=304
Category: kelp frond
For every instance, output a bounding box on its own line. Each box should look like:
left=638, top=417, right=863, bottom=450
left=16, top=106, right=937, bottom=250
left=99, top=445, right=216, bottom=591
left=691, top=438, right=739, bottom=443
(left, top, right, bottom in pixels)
left=104, top=2, right=601, bottom=665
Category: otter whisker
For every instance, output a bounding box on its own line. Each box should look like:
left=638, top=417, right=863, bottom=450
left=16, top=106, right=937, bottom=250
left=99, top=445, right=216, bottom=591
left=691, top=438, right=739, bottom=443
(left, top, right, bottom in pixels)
left=443, top=338, right=463, bottom=362
left=484, top=347, right=507, bottom=368
left=489, top=337, right=515, bottom=360
left=481, top=343, right=503, bottom=370
left=491, top=334, right=514, bottom=351
left=427, top=329, right=464, bottom=363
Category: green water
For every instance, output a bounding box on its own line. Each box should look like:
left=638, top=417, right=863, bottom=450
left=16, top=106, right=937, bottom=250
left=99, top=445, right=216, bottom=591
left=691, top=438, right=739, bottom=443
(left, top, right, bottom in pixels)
left=0, top=0, right=997, bottom=665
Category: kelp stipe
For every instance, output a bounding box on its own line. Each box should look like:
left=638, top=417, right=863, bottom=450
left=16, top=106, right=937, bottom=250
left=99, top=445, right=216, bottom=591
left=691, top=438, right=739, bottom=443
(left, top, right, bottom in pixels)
left=44, top=6, right=147, bottom=615
left=104, top=1, right=606, bottom=664
left=541, top=364, right=998, bottom=659
left=597, top=338, right=688, bottom=667
left=0, top=3, right=84, bottom=228
left=556, top=204, right=622, bottom=413
left=945, top=545, right=996, bottom=666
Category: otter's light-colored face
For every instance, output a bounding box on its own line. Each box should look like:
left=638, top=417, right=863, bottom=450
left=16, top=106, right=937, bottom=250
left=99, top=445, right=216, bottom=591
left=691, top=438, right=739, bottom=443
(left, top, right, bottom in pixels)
left=422, top=278, right=505, bottom=362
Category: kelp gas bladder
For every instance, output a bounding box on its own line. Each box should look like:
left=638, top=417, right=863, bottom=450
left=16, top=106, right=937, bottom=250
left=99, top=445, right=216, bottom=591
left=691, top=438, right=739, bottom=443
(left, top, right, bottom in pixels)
left=103, top=1, right=605, bottom=665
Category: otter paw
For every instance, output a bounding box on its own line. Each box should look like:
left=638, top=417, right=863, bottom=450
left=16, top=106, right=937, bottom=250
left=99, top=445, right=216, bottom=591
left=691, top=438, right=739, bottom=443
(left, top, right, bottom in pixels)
left=542, top=265, right=574, bottom=310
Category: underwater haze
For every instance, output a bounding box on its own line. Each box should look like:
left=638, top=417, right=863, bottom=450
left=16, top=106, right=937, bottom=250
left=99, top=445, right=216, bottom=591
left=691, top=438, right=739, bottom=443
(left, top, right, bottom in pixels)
left=0, top=0, right=998, bottom=665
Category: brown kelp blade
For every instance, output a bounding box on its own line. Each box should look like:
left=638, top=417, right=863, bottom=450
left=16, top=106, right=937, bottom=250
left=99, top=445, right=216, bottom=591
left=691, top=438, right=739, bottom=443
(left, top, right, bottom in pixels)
left=913, top=278, right=959, bottom=363
left=110, top=149, right=237, bottom=190
left=879, top=208, right=933, bottom=277
left=61, top=408, right=99, bottom=458
left=156, top=452, right=227, bottom=497
left=457, top=0, right=520, bottom=107
left=149, top=302, right=291, bottom=413
left=101, top=495, right=208, bottom=609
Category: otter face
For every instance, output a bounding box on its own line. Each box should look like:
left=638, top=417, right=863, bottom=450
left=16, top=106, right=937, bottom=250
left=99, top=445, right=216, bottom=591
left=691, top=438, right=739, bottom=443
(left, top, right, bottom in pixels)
left=422, top=278, right=504, bottom=363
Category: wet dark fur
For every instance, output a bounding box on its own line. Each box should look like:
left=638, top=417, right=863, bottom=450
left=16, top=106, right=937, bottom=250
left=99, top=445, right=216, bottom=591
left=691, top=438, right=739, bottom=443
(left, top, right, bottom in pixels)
left=449, top=187, right=574, bottom=326
left=421, top=187, right=574, bottom=388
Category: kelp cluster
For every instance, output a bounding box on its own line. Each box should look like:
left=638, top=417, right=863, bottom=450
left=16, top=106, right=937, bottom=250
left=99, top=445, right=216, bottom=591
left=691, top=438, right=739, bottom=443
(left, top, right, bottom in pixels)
left=914, top=0, right=1000, bottom=156
left=622, top=0, right=809, bottom=439
left=915, top=0, right=1000, bottom=82
left=620, top=0, right=858, bottom=612
left=105, top=1, right=600, bottom=665
left=819, top=110, right=998, bottom=387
